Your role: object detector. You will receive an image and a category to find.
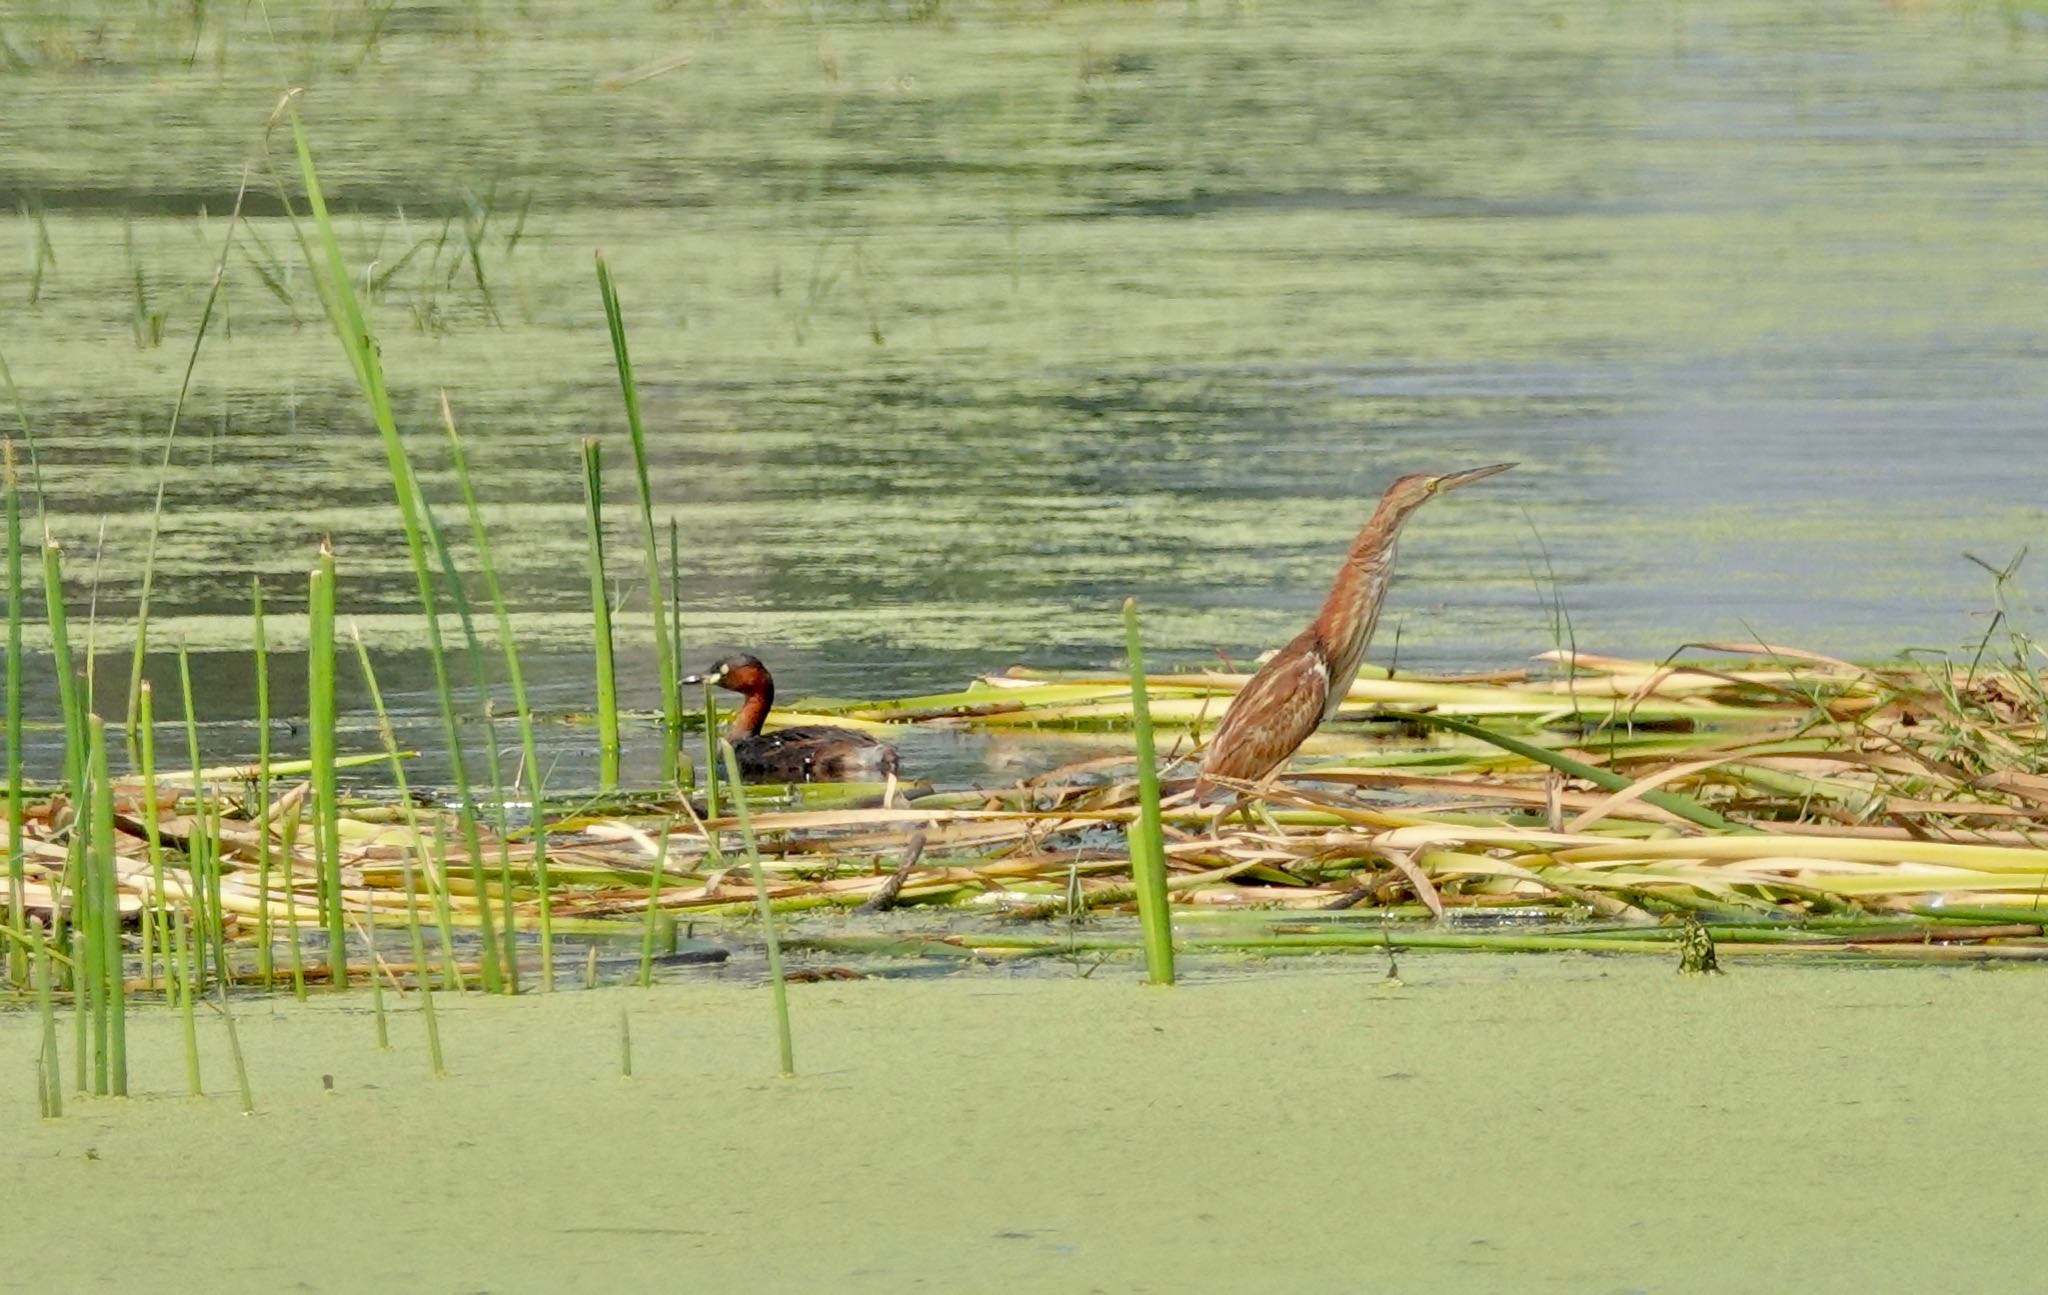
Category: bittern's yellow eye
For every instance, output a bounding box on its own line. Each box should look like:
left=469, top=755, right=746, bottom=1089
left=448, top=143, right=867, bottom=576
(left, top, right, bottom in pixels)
left=1426, top=479, right=1440, bottom=494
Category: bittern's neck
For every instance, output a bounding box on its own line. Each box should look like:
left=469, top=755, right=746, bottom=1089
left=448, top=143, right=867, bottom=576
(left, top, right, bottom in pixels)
left=1308, top=504, right=1421, bottom=699
left=727, top=683, right=773, bottom=738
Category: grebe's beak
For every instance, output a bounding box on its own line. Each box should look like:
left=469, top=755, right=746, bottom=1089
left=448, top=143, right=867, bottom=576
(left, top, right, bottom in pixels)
left=1436, top=461, right=1516, bottom=492
left=681, top=670, right=713, bottom=687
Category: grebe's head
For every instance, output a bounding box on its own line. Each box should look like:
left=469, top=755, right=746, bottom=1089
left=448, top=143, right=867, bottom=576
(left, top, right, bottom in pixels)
left=1379, top=461, right=1516, bottom=514
left=682, top=653, right=772, bottom=694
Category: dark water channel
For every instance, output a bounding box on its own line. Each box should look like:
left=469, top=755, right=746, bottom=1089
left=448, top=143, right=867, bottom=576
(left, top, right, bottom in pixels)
left=3, top=1, right=2047, bottom=787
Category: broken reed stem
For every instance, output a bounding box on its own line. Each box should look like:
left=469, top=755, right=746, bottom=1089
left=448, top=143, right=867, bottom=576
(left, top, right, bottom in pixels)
left=719, top=740, right=794, bottom=1078
left=308, top=542, right=346, bottom=987
left=251, top=579, right=275, bottom=989
left=581, top=437, right=621, bottom=789
left=1121, top=598, right=1175, bottom=986
left=638, top=822, right=672, bottom=989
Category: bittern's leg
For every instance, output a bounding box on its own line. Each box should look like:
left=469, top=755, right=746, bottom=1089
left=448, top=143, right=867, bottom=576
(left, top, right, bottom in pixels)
left=1250, top=772, right=1288, bottom=836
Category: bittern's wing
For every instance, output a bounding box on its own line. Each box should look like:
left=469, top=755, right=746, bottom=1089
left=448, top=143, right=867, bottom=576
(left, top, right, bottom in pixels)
left=1196, top=642, right=1330, bottom=790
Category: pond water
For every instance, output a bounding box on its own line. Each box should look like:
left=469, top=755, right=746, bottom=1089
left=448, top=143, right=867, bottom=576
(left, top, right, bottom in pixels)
left=3, top=0, right=2047, bottom=786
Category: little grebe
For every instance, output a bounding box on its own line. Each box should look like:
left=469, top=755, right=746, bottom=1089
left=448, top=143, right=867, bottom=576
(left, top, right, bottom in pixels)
left=682, top=654, right=900, bottom=783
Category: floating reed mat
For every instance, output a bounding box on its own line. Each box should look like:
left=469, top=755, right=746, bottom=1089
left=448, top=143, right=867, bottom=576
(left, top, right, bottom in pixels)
left=14, top=642, right=2048, bottom=982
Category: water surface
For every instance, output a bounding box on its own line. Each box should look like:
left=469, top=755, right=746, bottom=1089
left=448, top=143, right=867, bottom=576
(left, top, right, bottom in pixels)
left=3, top=1, right=2046, bottom=784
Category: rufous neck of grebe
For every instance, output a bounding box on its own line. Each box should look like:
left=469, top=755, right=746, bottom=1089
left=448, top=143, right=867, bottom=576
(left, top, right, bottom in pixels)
left=726, top=677, right=774, bottom=738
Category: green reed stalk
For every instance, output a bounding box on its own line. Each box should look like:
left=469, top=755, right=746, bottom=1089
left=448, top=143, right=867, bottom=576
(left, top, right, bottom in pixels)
left=412, top=476, right=518, bottom=994
left=1406, top=712, right=1748, bottom=833
left=350, top=623, right=455, bottom=1017
left=284, top=110, right=500, bottom=994
left=176, top=648, right=225, bottom=990
left=442, top=402, right=552, bottom=988
left=219, top=996, right=254, bottom=1114
left=137, top=682, right=165, bottom=991
left=172, top=907, right=200, bottom=1096
left=595, top=255, right=682, bottom=784
left=307, top=542, right=346, bottom=987
left=40, top=537, right=84, bottom=963
left=33, top=921, right=59, bottom=1117
left=368, top=925, right=390, bottom=1050
left=670, top=517, right=688, bottom=789
left=69, top=929, right=85, bottom=1094
left=719, top=740, right=794, bottom=1078
left=251, top=579, right=275, bottom=989
left=124, top=172, right=245, bottom=744
left=1121, top=599, right=1175, bottom=986
left=87, top=715, right=125, bottom=1096
left=429, top=821, right=461, bottom=992
left=638, top=823, right=672, bottom=989
left=345, top=622, right=462, bottom=997
left=403, top=863, right=447, bottom=1078
left=701, top=682, right=722, bottom=827
left=582, top=439, right=621, bottom=789
left=281, top=790, right=307, bottom=1001
left=4, top=444, right=22, bottom=988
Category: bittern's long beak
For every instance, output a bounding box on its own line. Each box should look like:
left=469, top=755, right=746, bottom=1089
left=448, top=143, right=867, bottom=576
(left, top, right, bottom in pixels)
left=1438, top=461, right=1517, bottom=491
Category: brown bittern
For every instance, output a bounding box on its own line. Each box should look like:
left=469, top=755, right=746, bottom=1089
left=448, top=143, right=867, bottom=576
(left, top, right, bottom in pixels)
left=1194, top=462, right=1515, bottom=798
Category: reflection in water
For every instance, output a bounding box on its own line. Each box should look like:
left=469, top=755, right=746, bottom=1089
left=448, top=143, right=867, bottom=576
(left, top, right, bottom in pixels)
left=1, top=2, right=2046, bottom=786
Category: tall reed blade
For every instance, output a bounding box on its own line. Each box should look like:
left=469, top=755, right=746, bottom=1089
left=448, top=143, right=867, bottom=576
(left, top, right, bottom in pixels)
left=595, top=255, right=682, bottom=784
left=86, top=715, right=125, bottom=1095
left=412, top=463, right=519, bottom=994
left=1122, top=598, right=1175, bottom=987
left=137, top=682, right=168, bottom=992
left=39, top=536, right=84, bottom=963
left=669, top=517, right=691, bottom=790
left=441, top=401, right=553, bottom=989
left=4, top=443, right=22, bottom=988
left=123, top=172, right=246, bottom=745
left=308, top=540, right=346, bottom=986
left=34, top=921, right=60, bottom=1117
left=582, top=438, right=621, bottom=789
left=719, top=740, right=794, bottom=1078
left=173, top=907, right=201, bottom=1096
left=283, top=108, right=499, bottom=993
left=175, top=648, right=229, bottom=989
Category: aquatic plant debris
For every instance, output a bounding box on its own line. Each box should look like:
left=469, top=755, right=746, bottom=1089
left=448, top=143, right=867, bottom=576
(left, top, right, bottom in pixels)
left=15, top=639, right=2048, bottom=989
